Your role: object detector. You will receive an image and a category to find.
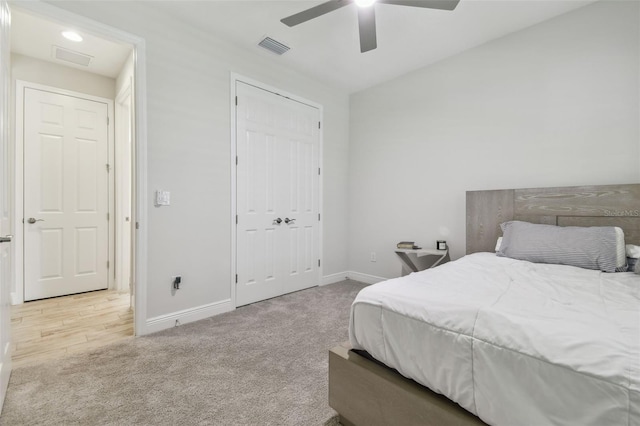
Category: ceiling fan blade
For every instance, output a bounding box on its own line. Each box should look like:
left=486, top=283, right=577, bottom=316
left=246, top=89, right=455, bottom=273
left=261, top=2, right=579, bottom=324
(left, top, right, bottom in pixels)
left=357, top=6, right=377, bottom=53
left=378, top=0, right=460, bottom=11
left=281, top=0, right=354, bottom=27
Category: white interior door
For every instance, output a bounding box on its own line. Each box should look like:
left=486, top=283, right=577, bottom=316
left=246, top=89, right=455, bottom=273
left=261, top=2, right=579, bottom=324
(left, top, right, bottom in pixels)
left=236, top=81, right=320, bottom=307
left=23, top=87, right=109, bottom=301
left=0, top=0, right=12, bottom=410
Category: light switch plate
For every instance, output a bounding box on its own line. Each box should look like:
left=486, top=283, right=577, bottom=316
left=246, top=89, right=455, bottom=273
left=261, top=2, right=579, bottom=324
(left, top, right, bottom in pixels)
left=155, top=190, right=170, bottom=206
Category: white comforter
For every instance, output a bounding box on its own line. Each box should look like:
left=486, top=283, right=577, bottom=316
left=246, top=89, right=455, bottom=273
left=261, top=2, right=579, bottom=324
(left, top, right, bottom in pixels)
left=349, top=253, right=640, bottom=426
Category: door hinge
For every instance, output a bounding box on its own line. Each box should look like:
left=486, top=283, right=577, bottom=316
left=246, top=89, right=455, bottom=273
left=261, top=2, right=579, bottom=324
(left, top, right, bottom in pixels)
left=235, top=274, right=238, bottom=283
left=318, top=167, right=320, bottom=175
left=106, top=164, right=111, bottom=172
left=107, top=213, right=110, bottom=221
left=136, top=222, right=139, bottom=230
left=236, top=215, right=238, bottom=224
left=107, top=260, right=110, bottom=269
left=318, top=121, right=321, bottom=129
left=318, top=213, right=320, bottom=221
left=107, top=116, right=110, bottom=125
left=236, top=156, right=238, bottom=166
left=235, top=96, right=238, bottom=106
left=318, top=259, right=321, bottom=267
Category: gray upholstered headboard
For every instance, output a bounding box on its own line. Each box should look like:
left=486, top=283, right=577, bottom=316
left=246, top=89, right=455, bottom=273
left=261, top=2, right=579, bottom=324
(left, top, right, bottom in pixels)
left=466, top=184, right=640, bottom=254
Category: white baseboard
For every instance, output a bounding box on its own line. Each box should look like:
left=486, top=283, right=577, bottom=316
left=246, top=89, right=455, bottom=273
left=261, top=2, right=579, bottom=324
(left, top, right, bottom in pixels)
left=10, top=292, right=21, bottom=306
left=142, top=272, right=386, bottom=335
left=322, top=271, right=388, bottom=286
left=321, top=271, right=349, bottom=286
left=144, top=299, right=234, bottom=335
left=0, top=341, right=11, bottom=414
left=346, top=271, right=388, bottom=285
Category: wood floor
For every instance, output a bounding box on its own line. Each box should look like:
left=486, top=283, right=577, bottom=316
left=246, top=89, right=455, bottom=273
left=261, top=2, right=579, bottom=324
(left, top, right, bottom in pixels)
left=11, top=290, right=133, bottom=368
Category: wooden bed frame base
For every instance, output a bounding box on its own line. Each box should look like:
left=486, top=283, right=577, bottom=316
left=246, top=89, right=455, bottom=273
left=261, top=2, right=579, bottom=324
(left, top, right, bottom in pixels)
left=328, top=342, right=485, bottom=426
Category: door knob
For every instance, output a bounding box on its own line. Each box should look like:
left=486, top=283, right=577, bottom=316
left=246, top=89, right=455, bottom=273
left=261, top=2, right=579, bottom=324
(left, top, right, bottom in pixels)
left=27, top=218, right=44, bottom=224
left=273, top=218, right=282, bottom=225
left=284, top=218, right=296, bottom=224
left=0, top=235, right=12, bottom=244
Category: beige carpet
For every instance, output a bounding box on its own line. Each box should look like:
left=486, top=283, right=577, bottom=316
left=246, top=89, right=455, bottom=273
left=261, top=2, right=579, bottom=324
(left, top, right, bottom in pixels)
left=0, top=280, right=366, bottom=425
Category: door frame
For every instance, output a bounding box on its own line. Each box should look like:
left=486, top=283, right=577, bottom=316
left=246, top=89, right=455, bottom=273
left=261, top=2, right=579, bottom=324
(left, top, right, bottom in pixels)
left=15, top=81, right=115, bottom=302
left=8, top=2, right=149, bottom=335
left=230, top=73, right=324, bottom=308
left=115, top=81, right=133, bottom=293
left=0, top=0, right=12, bottom=412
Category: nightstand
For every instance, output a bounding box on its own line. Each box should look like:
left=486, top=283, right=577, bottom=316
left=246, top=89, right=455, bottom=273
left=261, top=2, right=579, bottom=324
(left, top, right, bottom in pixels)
left=395, top=248, right=450, bottom=276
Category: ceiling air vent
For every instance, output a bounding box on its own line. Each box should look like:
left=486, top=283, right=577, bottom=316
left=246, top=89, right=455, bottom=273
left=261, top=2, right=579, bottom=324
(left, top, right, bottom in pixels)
left=52, top=45, right=93, bottom=67
left=258, top=37, right=290, bottom=55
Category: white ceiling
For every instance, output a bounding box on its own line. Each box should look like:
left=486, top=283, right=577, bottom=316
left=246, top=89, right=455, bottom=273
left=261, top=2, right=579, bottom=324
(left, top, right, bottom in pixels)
left=154, top=0, right=597, bottom=93
left=10, top=1, right=596, bottom=91
left=10, top=8, right=132, bottom=78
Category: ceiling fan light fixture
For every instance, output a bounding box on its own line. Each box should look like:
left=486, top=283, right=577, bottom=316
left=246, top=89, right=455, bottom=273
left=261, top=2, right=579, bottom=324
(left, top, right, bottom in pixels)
left=355, top=0, right=376, bottom=8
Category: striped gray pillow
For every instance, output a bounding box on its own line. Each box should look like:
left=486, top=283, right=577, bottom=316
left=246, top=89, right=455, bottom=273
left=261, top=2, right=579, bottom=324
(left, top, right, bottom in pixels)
left=497, top=221, right=624, bottom=273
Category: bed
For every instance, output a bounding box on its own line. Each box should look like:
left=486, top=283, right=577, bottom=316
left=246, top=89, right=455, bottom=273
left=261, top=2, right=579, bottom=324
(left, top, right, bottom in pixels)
left=328, top=184, right=640, bottom=426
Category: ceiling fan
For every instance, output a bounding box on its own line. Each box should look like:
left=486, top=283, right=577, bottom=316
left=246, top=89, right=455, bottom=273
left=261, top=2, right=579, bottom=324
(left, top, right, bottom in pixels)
left=281, top=0, right=461, bottom=53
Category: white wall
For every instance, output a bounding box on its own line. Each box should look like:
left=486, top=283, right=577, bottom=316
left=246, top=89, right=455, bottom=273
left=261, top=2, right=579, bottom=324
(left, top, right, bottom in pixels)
left=348, top=0, right=640, bottom=280
left=11, top=53, right=115, bottom=98
left=42, top=2, right=351, bottom=321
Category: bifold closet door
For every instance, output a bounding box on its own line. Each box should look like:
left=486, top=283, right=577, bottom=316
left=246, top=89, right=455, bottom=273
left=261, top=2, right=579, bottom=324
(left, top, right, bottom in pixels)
left=236, top=82, right=320, bottom=307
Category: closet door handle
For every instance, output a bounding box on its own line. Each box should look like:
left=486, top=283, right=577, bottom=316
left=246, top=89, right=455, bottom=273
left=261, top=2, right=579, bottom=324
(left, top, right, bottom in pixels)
left=0, top=235, right=12, bottom=244
left=284, top=218, right=296, bottom=224
left=273, top=218, right=282, bottom=225
left=27, top=218, right=44, bottom=224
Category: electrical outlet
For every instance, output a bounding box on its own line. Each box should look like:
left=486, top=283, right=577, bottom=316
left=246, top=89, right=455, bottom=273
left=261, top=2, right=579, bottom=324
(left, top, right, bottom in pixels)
left=370, top=252, right=376, bottom=262
left=172, top=276, right=182, bottom=290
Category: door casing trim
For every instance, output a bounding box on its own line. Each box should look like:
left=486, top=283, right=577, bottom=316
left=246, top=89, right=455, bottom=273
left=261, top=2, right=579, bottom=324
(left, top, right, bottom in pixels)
left=230, top=73, right=324, bottom=308
left=115, top=81, right=133, bottom=293
left=0, top=0, right=12, bottom=413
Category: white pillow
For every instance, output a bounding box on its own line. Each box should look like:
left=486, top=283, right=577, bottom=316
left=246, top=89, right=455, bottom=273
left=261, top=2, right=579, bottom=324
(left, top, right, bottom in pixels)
left=626, top=244, right=640, bottom=259
left=615, top=227, right=626, bottom=269
left=497, top=221, right=626, bottom=272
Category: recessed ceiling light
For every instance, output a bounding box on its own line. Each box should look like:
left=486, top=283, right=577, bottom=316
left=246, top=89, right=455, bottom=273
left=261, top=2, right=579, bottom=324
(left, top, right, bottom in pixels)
left=355, top=0, right=376, bottom=7
left=61, top=31, right=83, bottom=42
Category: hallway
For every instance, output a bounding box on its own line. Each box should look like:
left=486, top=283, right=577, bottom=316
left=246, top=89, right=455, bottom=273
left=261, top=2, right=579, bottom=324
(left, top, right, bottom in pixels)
left=11, top=290, right=133, bottom=368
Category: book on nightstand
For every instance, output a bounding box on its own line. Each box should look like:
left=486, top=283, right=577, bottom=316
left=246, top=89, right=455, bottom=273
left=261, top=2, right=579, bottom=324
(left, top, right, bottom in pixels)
left=397, top=241, right=421, bottom=250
